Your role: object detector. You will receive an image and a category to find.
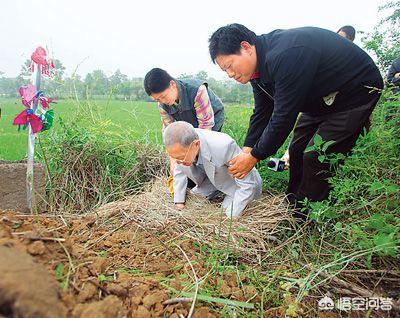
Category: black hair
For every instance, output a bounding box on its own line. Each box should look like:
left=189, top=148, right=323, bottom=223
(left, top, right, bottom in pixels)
left=144, top=68, right=174, bottom=95
left=337, top=25, right=356, bottom=41
left=208, top=23, right=256, bottom=63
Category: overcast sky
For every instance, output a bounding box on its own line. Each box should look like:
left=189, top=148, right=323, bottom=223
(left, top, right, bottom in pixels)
left=1, top=0, right=383, bottom=80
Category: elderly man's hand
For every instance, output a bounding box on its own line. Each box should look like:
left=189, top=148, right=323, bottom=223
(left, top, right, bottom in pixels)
left=242, top=146, right=253, bottom=154
left=228, top=152, right=259, bottom=179
left=175, top=203, right=185, bottom=209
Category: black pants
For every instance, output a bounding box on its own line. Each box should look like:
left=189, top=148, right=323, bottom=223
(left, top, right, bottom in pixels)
left=287, top=95, right=380, bottom=203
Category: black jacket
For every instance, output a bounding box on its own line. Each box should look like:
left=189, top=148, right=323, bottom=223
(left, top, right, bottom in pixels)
left=245, top=27, right=383, bottom=160
left=387, top=57, right=400, bottom=93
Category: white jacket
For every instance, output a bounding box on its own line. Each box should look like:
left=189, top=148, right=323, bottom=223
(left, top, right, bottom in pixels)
left=173, top=129, right=263, bottom=217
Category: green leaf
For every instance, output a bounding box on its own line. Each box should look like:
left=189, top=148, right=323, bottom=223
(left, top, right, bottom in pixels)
left=368, top=214, right=386, bottom=230
left=358, top=238, right=373, bottom=250
left=334, top=222, right=342, bottom=230
left=365, top=252, right=373, bottom=269
left=318, top=155, right=325, bottom=163
left=181, top=291, right=254, bottom=309
left=324, top=209, right=340, bottom=219
left=55, top=263, right=64, bottom=281
left=313, top=134, right=323, bottom=147
left=369, top=181, right=384, bottom=194
left=386, top=183, right=399, bottom=194
left=304, top=145, right=316, bottom=153
left=98, top=274, right=114, bottom=282
left=373, top=233, right=397, bottom=256
left=322, top=140, right=335, bottom=152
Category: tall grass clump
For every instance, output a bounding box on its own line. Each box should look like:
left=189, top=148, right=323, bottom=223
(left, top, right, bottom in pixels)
left=38, top=108, right=167, bottom=213
left=303, top=89, right=399, bottom=264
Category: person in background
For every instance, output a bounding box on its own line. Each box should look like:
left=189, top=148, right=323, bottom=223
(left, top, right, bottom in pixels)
left=144, top=68, right=225, bottom=190
left=208, top=24, right=383, bottom=221
left=387, top=57, right=400, bottom=95
left=337, top=25, right=356, bottom=42
left=385, top=57, right=400, bottom=122
left=144, top=68, right=225, bottom=132
left=163, top=121, right=262, bottom=218
left=280, top=24, right=357, bottom=166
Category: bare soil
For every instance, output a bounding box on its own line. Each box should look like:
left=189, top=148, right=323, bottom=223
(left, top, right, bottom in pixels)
left=0, top=161, right=45, bottom=212
left=0, top=211, right=227, bottom=317
left=0, top=211, right=398, bottom=318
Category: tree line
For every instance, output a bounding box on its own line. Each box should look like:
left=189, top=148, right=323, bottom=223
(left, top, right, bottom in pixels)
left=1, top=0, right=398, bottom=105
left=0, top=63, right=254, bottom=105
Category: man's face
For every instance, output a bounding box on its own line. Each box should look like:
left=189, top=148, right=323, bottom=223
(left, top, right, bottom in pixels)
left=167, top=140, right=200, bottom=166
left=338, top=30, right=347, bottom=39
left=338, top=30, right=354, bottom=42
left=338, top=30, right=348, bottom=39
left=151, top=80, right=179, bottom=105
left=215, top=41, right=257, bottom=84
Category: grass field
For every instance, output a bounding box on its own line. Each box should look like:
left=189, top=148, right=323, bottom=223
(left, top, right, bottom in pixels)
left=0, top=98, right=253, bottom=161
left=1, top=97, right=398, bottom=316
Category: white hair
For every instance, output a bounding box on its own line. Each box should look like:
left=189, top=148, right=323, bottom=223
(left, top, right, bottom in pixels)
left=163, top=122, right=199, bottom=147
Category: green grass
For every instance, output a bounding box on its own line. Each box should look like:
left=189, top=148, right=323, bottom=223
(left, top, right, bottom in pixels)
left=0, top=98, right=162, bottom=160
left=1, top=95, right=398, bottom=316
left=0, top=97, right=255, bottom=161
left=0, top=97, right=289, bottom=194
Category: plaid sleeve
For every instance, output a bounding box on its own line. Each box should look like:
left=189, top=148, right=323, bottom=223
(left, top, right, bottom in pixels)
left=158, top=103, right=174, bottom=129
left=194, top=85, right=214, bottom=130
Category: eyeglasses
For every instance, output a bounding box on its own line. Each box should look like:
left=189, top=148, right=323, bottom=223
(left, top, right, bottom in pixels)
left=176, top=141, right=195, bottom=165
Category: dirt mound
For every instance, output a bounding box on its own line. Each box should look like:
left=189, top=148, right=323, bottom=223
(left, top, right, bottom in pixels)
left=71, top=295, right=126, bottom=318
left=0, top=212, right=220, bottom=317
left=0, top=246, right=67, bottom=318
left=95, top=178, right=290, bottom=262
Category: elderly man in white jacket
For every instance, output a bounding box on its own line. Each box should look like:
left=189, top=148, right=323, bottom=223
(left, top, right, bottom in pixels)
left=163, top=121, right=262, bottom=218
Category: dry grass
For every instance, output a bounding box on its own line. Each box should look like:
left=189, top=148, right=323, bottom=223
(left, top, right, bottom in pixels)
left=44, top=140, right=168, bottom=212
left=95, top=177, right=292, bottom=262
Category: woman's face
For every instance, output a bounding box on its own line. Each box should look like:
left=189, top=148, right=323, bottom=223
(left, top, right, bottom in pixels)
left=151, top=80, right=179, bottom=105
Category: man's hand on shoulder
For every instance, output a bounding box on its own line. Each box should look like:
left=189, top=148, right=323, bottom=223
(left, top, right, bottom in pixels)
left=228, top=152, right=259, bottom=179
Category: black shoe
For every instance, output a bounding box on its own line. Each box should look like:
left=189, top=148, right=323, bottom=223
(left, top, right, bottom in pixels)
left=206, top=190, right=225, bottom=203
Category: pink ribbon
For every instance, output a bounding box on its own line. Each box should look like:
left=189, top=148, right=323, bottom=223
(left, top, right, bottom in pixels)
left=30, top=47, right=54, bottom=76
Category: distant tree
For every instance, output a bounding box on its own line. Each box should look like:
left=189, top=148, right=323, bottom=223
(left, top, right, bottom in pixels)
left=177, top=73, right=192, bottom=80
left=109, top=69, right=128, bottom=88
left=109, top=69, right=129, bottom=98
left=42, top=59, right=66, bottom=98
left=195, top=70, right=208, bottom=81
left=19, top=59, right=32, bottom=79
left=362, top=0, right=400, bottom=71
left=84, top=70, right=110, bottom=97
left=0, top=76, right=22, bottom=97
left=131, top=79, right=148, bottom=101
left=119, top=81, right=134, bottom=100
left=63, top=75, right=85, bottom=99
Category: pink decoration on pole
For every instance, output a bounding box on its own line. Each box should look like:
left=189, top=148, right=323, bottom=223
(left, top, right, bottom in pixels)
left=19, top=84, right=37, bottom=107
left=12, top=109, right=43, bottom=133
left=30, top=46, right=54, bottom=76
left=39, top=96, right=54, bottom=109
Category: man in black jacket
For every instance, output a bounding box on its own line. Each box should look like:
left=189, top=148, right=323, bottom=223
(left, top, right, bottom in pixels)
left=208, top=24, right=383, bottom=220
left=387, top=57, right=400, bottom=95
